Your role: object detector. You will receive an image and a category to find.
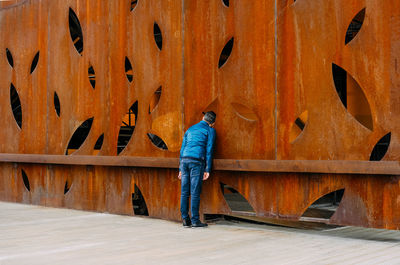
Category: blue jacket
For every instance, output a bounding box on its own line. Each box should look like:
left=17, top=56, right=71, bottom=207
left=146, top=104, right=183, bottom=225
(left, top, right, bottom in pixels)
left=180, top=120, right=216, bottom=173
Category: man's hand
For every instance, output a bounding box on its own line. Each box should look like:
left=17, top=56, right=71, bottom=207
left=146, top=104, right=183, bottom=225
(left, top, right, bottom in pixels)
left=178, top=171, right=182, bottom=180
left=203, top=172, right=210, bottom=180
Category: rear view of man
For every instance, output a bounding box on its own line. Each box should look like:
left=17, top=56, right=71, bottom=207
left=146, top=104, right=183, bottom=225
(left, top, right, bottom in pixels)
left=178, top=111, right=217, bottom=228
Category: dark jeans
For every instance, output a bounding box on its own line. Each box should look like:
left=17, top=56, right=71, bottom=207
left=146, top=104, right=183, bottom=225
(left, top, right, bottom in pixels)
left=180, top=158, right=205, bottom=224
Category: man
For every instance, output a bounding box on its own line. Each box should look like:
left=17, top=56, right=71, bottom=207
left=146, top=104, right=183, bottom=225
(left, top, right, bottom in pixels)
left=178, top=111, right=217, bottom=228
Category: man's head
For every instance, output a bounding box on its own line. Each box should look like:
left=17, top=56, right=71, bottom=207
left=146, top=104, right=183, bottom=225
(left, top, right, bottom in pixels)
left=202, top=111, right=216, bottom=127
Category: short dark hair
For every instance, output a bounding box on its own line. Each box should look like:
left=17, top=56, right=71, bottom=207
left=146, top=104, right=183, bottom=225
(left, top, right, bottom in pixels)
left=202, top=111, right=216, bottom=124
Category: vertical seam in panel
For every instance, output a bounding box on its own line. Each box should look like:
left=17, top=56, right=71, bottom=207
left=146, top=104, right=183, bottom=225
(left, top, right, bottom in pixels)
left=181, top=0, right=185, bottom=137
left=274, top=0, right=278, bottom=160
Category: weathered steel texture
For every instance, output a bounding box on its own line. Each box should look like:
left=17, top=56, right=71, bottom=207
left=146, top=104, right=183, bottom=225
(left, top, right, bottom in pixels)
left=0, top=0, right=399, bottom=230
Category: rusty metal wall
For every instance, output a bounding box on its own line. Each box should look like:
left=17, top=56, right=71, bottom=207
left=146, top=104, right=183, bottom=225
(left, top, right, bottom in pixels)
left=0, top=0, right=400, bottom=229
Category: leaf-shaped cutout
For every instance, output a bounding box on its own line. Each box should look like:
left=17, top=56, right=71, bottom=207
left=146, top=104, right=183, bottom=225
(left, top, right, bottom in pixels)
left=65, top=117, right=94, bottom=155
left=64, top=178, right=72, bottom=195
left=301, top=189, right=344, bottom=220
left=222, top=0, right=229, bottom=7
left=149, top=86, right=162, bottom=114
left=220, top=183, right=255, bottom=213
left=117, top=101, right=138, bottom=155
left=68, top=8, right=84, bottom=55
left=125, top=57, right=133, bottom=83
left=198, top=98, right=219, bottom=122
left=132, top=184, right=149, bottom=216
left=147, top=133, right=168, bottom=150
left=21, top=169, right=30, bottom=192
left=218, top=37, right=234, bottom=68
left=93, top=133, right=104, bottom=155
left=289, top=110, right=308, bottom=143
left=153, top=22, right=163, bottom=51
left=88, top=65, right=95, bottom=89
left=332, top=63, right=373, bottom=130
left=10, top=83, right=22, bottom=129
left=345, top=8, right=366, bottom=45
left=30, top=51, right=39, bottom=74
left=130, top=0, right=138, bottom=11
left=370, top=132, right=391, bottom=161
left=6, top=48, right=13, bottom=68
left=231, top=102, right=257, bottom=121
left=54, top=91, right=61, bottom=117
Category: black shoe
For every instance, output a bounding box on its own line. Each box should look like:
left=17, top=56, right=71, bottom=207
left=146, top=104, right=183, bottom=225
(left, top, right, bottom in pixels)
left=183, top=218, right=191, bottom=228
left=192, top=222, right=208, bottom=228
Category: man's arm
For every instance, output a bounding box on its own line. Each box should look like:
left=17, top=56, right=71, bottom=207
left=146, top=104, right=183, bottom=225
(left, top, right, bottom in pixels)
left=205, top=128, right=216, bottom=173
left=179, top=131, right=188, bottom=179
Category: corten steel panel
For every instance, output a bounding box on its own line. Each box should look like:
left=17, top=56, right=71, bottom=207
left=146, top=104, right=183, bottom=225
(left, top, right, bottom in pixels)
left=184, top=0, right=276, bottom=160
left=277, top=0, right=400, bottom=160
left=0, top=0, right=399, bottom=230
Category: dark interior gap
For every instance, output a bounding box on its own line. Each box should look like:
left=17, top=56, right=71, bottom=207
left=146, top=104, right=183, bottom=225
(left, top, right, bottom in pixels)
left=6, top=48, right=13, bottom=68
left=69, top=7, right=84, bottom=55
left=125, top=57, right=133, bottom=83
left=117, top=101, right=138, bottom=154
left=30, top=51, right=40, bottom=74
left=370, top=132, right=391, bottom=161
left=345, top=8, right=366, bottom=45
left=147, top=133, right=168, bottom=150
left=132, top=184, right=149, bottom=216
left=65, top=117, right=94, bottom=155
left=10, top=83, right=22, bottom=129
left=54, top=91, right=61, bottom=117
left=220, top=182, right=255, bottom=214
left=88, top=65, right=96, bottom=89
left=153, top=23, right=163, bottom=51
left=218, top=37, right=234, bottom=68
left=332, top=63, right=347, bottom=108
left=21, top=169, right=30, bottom=192
left=130, top=0, right=138, bottom=11
left=64, top=180, right=71, bottom=194
left=302, top=189, right=345, bottom=220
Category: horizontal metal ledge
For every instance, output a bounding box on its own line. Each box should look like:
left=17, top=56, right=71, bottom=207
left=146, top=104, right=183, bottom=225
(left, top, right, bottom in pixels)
left=0, top=153, right=398, bottom=175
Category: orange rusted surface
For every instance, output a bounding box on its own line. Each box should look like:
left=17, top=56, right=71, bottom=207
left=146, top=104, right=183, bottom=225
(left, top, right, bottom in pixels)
left=0, top=0, right=399, bottom=229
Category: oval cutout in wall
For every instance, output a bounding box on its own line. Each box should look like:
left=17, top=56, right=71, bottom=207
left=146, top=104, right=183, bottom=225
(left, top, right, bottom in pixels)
left=68, top=8, right=84, bottom=55
left=147, top=133, right=168, bottom=150
left=10, top=83, right=22, bottom=129
left=222, top=0, right=229, bottom=7
left=30, top=51, right=39, bottom=74
left=65, top=117, right=94, bottom=155
left=218, top=37, right=234, bottom=68
left=231, top=102, right=257, bottom=122
left=88, top=65, right=96, bottom=89
left=345, top=8, right=366, bottom=45
left=54, top=91, right=61, bottom=117
left=117, top=101, right=138, bottom=155
left=149, top=87, right=162, bottom=114
left=93, top=133, right=104, bottom=155
left=301, top=189, right=345, bottom=221
left=132, top=184, right=149, bottom=216
left=220, top=183, right=255, bottom=214
left=6, top=48, right=13, bottom=68
left=130, top=0, right=138, bottom=11
left=64, top=179, right=72, bottom=195
left=332, top=63, right=373, bottom=130
left=289, top=110, right=308, bottom=143
left=21, top=169, right=30, bottom=192
left=125, top=57, right=133, bottom=83
left=153, top=22, right=163, bottom=51
left=370, top=132, right=391, bottom=161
